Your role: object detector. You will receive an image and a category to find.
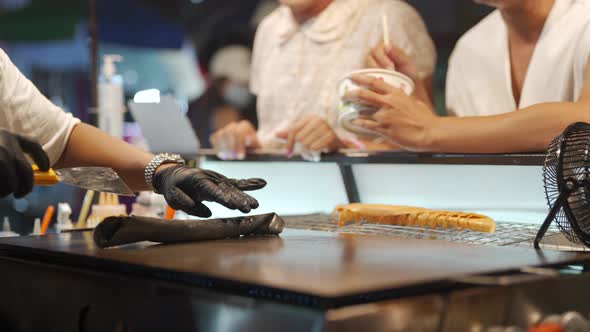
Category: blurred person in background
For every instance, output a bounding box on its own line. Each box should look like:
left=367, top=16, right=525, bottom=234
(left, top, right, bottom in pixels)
left=188, top=45, right=257, bottom=149
left=187, top=3, right=274, bottom=149
left=211, top=0, right=436, bottom=159
left=347, top=0, right=590, bottom=153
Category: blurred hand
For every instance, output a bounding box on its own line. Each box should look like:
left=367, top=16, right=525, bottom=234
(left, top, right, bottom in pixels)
left=343, top=74, right=439, bottom=152
left=366, top=42, right=419, bottom=82
left=275, top=115, right=345, bottom=155
left=210, top=120, right=260, bottom=160
left=0, top=129, right=50, bottom=198
left=152, top=164, right=267, bottom=217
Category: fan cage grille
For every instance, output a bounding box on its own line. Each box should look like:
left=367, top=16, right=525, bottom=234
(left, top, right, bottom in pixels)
left=543, top=123, right=590, bottom=245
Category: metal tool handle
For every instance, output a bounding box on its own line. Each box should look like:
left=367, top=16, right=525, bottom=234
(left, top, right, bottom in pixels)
left=32, top=164, right=59, bottom=186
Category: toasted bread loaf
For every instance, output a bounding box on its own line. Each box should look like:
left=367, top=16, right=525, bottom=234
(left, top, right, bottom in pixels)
left=334, top=203, right=496, bottom=233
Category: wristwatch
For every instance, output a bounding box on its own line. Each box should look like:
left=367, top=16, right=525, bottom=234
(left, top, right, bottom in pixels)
left=145, top=153, right=185, bottom=191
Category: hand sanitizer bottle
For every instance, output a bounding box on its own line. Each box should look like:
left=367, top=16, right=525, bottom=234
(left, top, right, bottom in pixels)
left=98, top=54, right=125, bottom=139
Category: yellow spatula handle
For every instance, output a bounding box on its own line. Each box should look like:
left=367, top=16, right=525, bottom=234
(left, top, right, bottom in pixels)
left=32, top=164, right=59, bottom=186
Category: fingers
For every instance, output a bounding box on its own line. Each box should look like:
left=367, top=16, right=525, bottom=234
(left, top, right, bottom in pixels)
left=197, top=178, right=244, bottom=211
left=228, top=178, right=266, bottom=210
left=210, top=121, right=258, bottom=160
left=13, top=155, right=34, bottom=198
left=17, top=135, right=49, bottom=171
left=190, top=202, right=213, bottom=218
left=352, top=118, right=382, bottom=130
left=245, top=131, right=261, bottom=149
left=234, top=132, right=246, bottom=159
left=164, top=185, right=214, bottom=217
left=214, top=181, right=257, bottom=213
left=235, top=121, right=257, bottom=158
left=196, top=176, right=261, bottom=213
left=386, top=44, right=411, bottom=67
left=275, top=130, right=289, bottom=140
left=210, top=129, right=221, bottom=147
left=386, top=44, right=419, bottom=81
left=164, top=186, right=195, bottom=211
left=286, top=118, right=309, bottom=154
left=343, top=88, right=392, bottom=108
left=284, top=117, right=339, bottom=152
left=165, top=186, right=196, bottom=213
left=353, top=107, right=399, bottom=130
left=222, top=180, right=260, bottom=212
left=349, top=74, right=395, bottom=95
left=366, top=55, right=379, bottom=69
left=295, top=119, right=324, bottom=148
left=210, top=126, right=233, bottom=156
left=228, top=178, right=267, bottom=191
left=370, top=42, right=396, bottom=70
left=299, top=122, right=340, bottom=152
left=286, top=131, right=296, bottom=155
left=227, top=186, right=257, bottom=213
left=372, top=108, right=399, bottom=125
left=309, top=131, right=338, bottom=151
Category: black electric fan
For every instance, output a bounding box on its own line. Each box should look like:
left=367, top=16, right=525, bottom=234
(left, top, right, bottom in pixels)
left=535, top=122, right=590, bottom=249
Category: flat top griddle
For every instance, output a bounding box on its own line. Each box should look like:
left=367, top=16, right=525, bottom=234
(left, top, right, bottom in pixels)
left=0, top=225, right=586, bottom=308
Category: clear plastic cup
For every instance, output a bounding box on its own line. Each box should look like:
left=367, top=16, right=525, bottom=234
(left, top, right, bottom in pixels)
left=337, top=68, right=414, bottom=138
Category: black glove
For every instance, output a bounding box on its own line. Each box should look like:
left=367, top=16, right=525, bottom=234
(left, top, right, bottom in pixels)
left=152, top=165, right=267, bottom=217
left=0, top=129, right=50, bottom=198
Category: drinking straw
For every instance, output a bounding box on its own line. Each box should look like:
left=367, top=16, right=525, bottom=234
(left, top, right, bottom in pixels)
left=382, top=14, right=390, bottom=47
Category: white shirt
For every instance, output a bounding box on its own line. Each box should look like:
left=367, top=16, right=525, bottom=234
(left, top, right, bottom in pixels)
left=251, top=0, right=436, bottom=145
left=446, top=0, right=590, bottom=117
left=0, top=49, right=80, bottom=165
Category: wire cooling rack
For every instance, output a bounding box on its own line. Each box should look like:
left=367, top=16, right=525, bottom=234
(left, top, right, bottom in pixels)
left=283, top=214, right=588, bottom=251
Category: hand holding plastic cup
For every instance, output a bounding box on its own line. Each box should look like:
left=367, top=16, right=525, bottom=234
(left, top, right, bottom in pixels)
left=337, top=68, right=414, bottom=138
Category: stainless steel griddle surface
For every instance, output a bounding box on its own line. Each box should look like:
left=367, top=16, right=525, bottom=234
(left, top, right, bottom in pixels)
left=0, top=219, right=585, bottom=304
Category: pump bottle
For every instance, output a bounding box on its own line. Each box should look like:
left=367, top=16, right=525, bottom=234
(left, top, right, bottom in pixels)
left=98, top=55, right=125, bottom=138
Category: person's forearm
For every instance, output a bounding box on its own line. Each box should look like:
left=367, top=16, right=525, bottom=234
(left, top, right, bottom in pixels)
left=55, top=123, right=155, bottom=191
left=429, top=101, right=590, bottom=153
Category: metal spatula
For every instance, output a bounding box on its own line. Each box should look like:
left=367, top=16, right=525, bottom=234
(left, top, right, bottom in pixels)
left=33, top=165, right=135, bottom=196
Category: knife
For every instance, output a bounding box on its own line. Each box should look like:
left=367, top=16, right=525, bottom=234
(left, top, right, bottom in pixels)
left=33, top=165, right=135, bottom=196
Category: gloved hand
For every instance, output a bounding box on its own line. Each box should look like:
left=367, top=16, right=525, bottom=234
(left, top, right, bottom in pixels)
left=0, top=129, right=50, bottom=198
left=152, top=165, right=267, bottom=217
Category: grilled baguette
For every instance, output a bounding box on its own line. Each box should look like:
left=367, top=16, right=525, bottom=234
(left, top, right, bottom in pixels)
left=334, top=203, right=496, bottom=233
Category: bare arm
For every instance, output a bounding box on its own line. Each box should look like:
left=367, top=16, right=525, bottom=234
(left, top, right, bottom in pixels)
left=347, top=57, right=590, bottom=153
left=432, top=101, right=590, bottom=153
left=431, top=57, right=590, bottom=153
left=54, top=123, right=266, bottom=217
left=54, top=123, right=154, bottom=191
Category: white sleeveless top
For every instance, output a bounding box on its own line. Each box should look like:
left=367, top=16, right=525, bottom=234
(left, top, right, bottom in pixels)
left=446, top=0, right=590, bottom=117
